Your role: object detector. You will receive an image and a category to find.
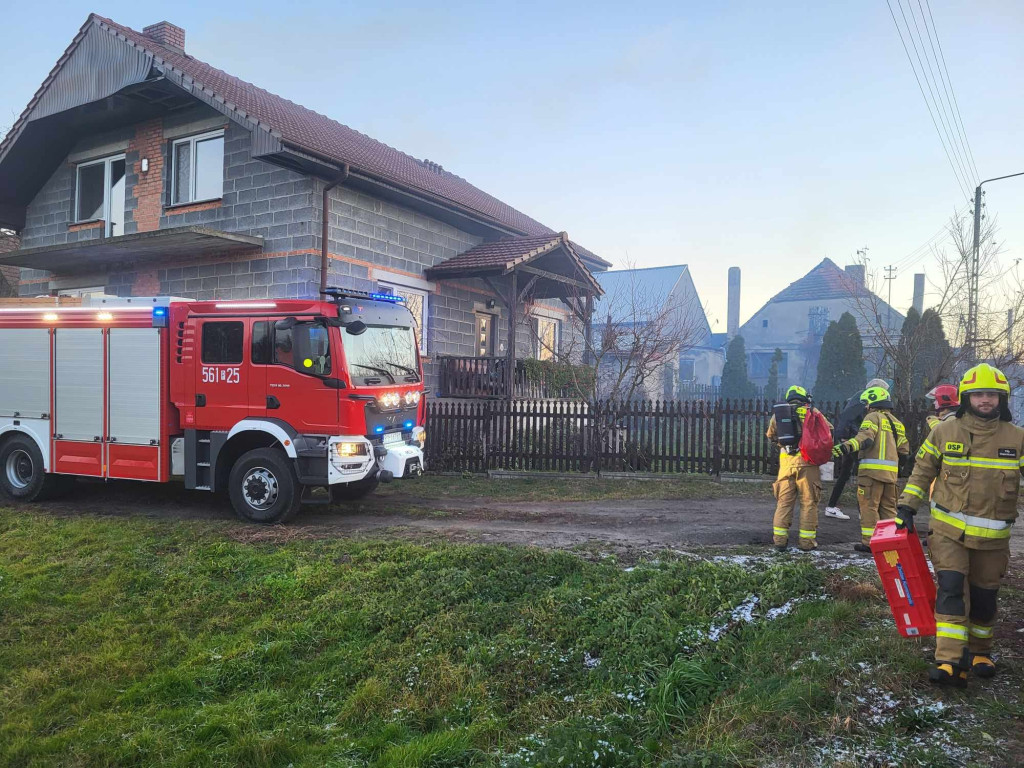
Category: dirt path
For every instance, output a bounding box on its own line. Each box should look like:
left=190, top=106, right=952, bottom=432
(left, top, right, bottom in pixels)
left=20, top=479, right=1024, bottom=556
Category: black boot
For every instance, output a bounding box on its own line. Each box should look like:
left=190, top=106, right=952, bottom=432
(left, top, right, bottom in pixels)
left=928, top=662, right=968, bottom=688
left=971, top=654, right=997, bottom=678
left=853, top=543, right=871, bottom=554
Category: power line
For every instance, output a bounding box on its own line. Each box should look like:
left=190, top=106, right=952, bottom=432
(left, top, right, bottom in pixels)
left=923, top=0, right=981, bottom=183
left=884, top=0, right=971, bottom=200
left=893, top=0, right=975, bottom=194
left=906, top=0, right=978, bottom=185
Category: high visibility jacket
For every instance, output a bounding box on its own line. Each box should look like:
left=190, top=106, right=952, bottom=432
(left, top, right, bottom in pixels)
left=843, top=408, right=909, bottom=482
left=926, top=411, right=955, bottom=431
left=767, top=407, right=832, bottom=472
left=899, top=412, right=1024, bottom=550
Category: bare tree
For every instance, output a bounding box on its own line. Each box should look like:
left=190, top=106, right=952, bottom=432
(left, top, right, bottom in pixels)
left=552, top=264, right=709, bottom=403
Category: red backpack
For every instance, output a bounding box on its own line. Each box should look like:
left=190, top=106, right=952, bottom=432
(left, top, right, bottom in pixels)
left=800, top=407, right=833, bottom=466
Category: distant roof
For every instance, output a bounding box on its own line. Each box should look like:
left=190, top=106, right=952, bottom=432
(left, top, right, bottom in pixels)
left=770, top=258, right=872, bottom=303
left=0, top=14, right=609, bottom=267
left=593, top=265, right=690, bottom=320
left=709, top=332, right=729, bottom=349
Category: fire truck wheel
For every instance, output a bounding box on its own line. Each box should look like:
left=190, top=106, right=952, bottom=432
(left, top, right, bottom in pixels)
left=0, top=435, right=66, bottom=502
left=228, top=448, right=302, bottom=524
left=332, top=474, right=380, bottom=501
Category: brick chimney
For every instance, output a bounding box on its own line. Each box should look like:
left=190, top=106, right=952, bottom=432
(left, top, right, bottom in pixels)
left=143, top=21, right=185, bottom=50
left=844, top=264, right=865, bottom=286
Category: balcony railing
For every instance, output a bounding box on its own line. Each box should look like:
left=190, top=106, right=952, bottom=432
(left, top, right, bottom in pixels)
left=437, top=356, right=583, bottom=399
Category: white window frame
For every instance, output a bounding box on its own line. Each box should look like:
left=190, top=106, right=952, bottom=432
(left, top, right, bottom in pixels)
left=171, top=129, right=225, bottom=205
left=58, top=286, right=107, bottom=298
left=679, top=358, right=696, bottom=382
left=378, top=280, right=429, bottom=355
left=75, top=154, right=126, bottom=236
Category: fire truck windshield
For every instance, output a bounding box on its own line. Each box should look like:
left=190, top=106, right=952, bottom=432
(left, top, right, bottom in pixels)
left=342, top=325, right=420, bottom=385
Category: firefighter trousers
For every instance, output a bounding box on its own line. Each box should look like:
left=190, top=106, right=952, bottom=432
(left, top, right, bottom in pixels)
left=856, top=476, right=898, bottom=545
left=772, top=465, right=820, bottom=550
left=928, top=531, right=1010, bottom=665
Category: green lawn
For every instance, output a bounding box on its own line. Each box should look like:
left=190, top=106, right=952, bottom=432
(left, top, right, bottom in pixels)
left=0, top=509, right=1017, bottom=768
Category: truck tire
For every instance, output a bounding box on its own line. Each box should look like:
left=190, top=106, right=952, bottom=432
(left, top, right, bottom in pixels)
left=0, top=435, right=71, bottom=502
left=332, top=474, right=380, bottom=501
left=228, top=447, right=303, bottom=524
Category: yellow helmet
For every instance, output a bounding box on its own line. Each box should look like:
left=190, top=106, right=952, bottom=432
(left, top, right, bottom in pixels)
left=958, top=363, right=1010, bottom=398
left=860, top=386, right=892, bottom=408
left=786, top=385, right=810, bottom=404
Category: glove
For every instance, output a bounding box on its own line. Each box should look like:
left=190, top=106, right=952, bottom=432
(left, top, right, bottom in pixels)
left=895, top=505, right=917, bottom=533
left=831, top=444, right=843, bottom=458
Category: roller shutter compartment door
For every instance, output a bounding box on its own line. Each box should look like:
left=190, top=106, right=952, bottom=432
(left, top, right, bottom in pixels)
left=107, top=328, right=163, bottom=482
left=54, top=328, right=104, bottom=476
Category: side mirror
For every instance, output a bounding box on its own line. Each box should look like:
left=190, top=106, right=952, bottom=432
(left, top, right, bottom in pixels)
left=276, top=316, right=299, bottom=331
left=345, top=320, right=367, bottom=336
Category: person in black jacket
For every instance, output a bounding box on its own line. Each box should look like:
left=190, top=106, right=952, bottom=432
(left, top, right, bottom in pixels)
left=824, top=378, right=890, bottom=519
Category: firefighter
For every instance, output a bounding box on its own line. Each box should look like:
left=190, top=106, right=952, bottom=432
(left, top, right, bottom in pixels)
left=896, top=363, right=1022, bottom=687
left=925, top=384, right=960, bottom=431
left=833, top=386, right=910, bottom=552
left=767, top=385, right=831, bottom=552
left=825, top=377, right=891, bottom=520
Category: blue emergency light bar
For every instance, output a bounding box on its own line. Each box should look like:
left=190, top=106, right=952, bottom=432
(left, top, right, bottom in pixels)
left=152, top=306, right=169, bottom=328
left=323, top=287, right=405, bottom=304
left=369, top=292, right=405, bottom=303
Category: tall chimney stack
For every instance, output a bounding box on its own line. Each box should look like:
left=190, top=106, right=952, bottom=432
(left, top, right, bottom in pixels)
left=143, top=21, right=186, bottom=50
left=844, top=264, right=865, bottom=286
left=727, top=267, right=741, bottom=338
left=1008, top=309, right=1015, bottom=356
left=912, top=273, right=925, bottom=314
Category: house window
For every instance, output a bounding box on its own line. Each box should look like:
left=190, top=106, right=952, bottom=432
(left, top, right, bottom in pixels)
left=171, top=130, right=225, bottom=205
left=379, top=283, right=428, bottom=354
left=762, top=319, right=768, bottom=328
left=58, top=286, right=107, bottom=298
left=75, top=155, right=126, bottom=237
left=201, top=322, right=244, bottom=364
left=534, top=316, right=560, bottom=361
left=679, top=359, right=696, bottom=382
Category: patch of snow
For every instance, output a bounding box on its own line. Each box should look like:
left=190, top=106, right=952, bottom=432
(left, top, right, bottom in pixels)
left=583, top=652, right=601, bottom=669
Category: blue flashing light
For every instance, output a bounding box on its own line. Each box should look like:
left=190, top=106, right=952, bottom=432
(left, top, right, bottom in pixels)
left=153, top=307, right=167, bottom=316
left=403, top=420, right=414, bottom=430
left=369, top=292, right=405, bottom=303
left=374, top=425, right=385, bottom=434
left=152, top=306, right=169, bottom=328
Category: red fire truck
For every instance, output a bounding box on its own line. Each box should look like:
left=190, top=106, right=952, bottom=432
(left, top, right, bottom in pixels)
left=0, top=289, right=426, bottom=523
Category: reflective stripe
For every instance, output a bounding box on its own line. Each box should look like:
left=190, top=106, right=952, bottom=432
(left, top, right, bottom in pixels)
left=921, top=440, right=940, bottom=458
left=860, top=421, right=878, bottom=432
left=773, top=527, right=788, bottom=536
left=799, top=529, right=816, bottom=539
left=936, top=622, right=969, bottom=641
left=1019, top=456, right=1024, bottom=468
left=970, top=625, right=994, bottom=639
left=860, top=459, right=898, bottom=473
left=930, top=504, right=1013, bottom=539
left=861, top=527, right=875, bottom=537
left=848, top=439, right=860, bottom=452
left=943, top=455, right=1018, bottom=470
left=904, top=483, right=926, bottom=499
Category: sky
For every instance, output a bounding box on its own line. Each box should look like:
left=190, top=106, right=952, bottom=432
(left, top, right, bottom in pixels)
left=2, top=1, right=1023, bottom=332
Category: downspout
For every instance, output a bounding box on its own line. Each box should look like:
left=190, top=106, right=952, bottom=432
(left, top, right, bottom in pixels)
left=320, top=164, right=350, bottom=295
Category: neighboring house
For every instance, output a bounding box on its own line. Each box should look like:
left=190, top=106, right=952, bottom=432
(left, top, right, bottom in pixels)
left=0, top=233, right=19, bottom=297
left=0, top=15, right=608, bottom=395
left=734, top=258, right=903, bottom=389
left=591, top=265, right=722, bottom=399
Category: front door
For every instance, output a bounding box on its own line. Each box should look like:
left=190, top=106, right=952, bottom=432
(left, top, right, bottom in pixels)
left=261, top=318, right=339, bottom=434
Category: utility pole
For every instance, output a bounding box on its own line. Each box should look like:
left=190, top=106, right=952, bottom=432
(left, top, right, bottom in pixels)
left=968, top=171, right=1024, bottom=365
left=884, top=264, right=897, bottom=332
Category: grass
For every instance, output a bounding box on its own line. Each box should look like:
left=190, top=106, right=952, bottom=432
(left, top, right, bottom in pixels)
left=0, top=508, right=1015, bottom=768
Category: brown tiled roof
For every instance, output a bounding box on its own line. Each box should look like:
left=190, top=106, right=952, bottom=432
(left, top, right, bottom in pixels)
left=426, top=232, right=602, bottom=294
left=88, top=15, right=607, bottom=266
left=771, top=258, right=873, bottom=303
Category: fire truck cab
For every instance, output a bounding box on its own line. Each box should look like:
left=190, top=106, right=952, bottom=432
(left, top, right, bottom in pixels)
left=0, top=290, right=425, bottom=523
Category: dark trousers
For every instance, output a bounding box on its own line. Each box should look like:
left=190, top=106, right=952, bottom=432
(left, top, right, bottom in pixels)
left=827, top=453, right=856, bottom=507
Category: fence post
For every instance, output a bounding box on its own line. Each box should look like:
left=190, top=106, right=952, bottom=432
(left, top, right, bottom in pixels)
left=712, top=398, right=723, bottom=477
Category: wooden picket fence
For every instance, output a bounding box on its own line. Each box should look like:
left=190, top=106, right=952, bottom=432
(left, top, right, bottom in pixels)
left=424, top=397, right=933, bottom=476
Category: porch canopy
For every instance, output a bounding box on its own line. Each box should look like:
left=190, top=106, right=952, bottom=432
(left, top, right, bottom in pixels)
left=425, top=231, right=603, bottom=398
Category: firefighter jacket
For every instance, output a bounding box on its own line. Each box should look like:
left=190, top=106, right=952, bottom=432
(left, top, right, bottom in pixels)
left=842, top=408, right=909, bottom=483
left=899, top=411, right=1024, bottom=550
left=926, top=411, right=955, bottom=431
left=767, top=407, right=832, bottom=472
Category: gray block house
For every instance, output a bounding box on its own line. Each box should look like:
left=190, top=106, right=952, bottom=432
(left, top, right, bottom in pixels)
left=0, top=15, right=607, bottom=395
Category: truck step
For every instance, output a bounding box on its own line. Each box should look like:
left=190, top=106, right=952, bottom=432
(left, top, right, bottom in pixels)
left=194, top=485, right=211, bottom=491
left=197, top=462, right=210, bottom=467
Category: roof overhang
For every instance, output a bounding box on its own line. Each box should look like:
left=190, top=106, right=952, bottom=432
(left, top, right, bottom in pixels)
left=0, top=226, right=263, bottom=273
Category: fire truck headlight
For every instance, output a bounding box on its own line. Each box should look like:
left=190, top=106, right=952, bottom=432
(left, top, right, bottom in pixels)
left=336, top=441, right=369, bottom=458
left=377, top=392, right=401, bottom=409
left=412, top=427, right=426, bottom=447
left=403, top=391, right=421, bottom=406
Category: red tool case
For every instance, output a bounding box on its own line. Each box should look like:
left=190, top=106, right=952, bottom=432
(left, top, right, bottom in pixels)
left=869, top=520, right=936, bottom=638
